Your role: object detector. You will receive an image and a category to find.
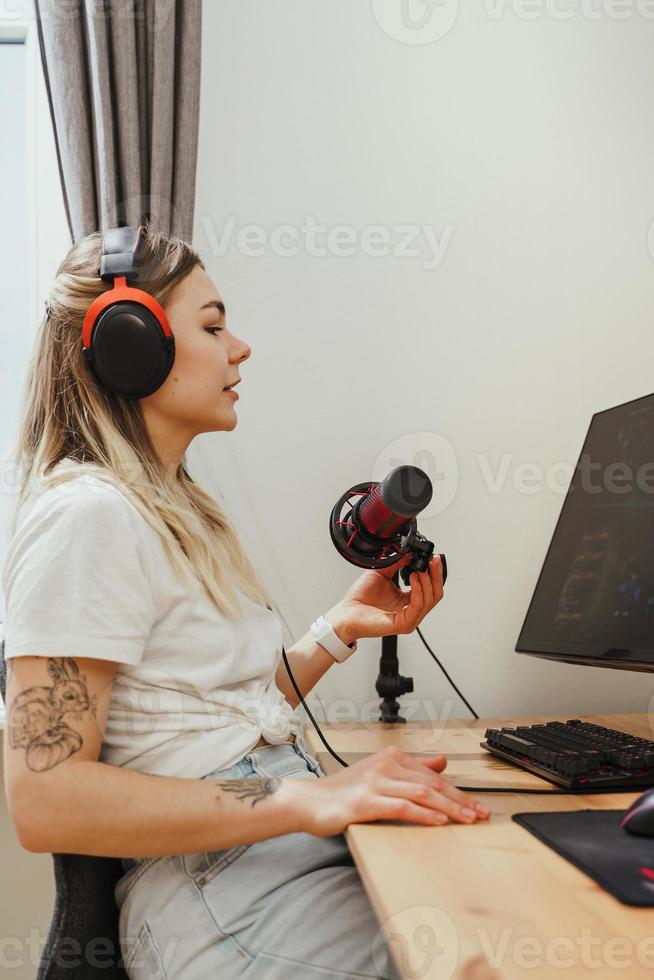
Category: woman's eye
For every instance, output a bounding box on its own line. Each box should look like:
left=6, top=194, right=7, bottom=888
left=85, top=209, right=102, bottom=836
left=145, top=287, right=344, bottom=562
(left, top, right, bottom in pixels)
left=206, top=327, right=224, bottom=335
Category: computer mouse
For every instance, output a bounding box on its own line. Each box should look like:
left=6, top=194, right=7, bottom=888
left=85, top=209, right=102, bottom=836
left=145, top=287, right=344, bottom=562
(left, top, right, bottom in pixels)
left=620, top=789, right=654, bottom=836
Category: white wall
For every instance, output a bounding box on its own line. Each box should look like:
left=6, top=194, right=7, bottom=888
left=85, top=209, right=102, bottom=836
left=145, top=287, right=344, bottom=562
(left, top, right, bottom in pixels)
left=190, top=0, right=654, bottom=724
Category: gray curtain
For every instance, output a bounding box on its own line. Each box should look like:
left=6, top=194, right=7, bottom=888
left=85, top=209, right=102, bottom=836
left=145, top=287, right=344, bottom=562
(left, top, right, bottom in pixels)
left=34, top=0, right=202, bottom=244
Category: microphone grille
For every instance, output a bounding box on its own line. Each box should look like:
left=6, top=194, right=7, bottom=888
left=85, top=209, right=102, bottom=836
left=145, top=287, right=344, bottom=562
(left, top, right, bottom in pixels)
left=358, top=483, right=405, bottom=540
left=358, top=466, right=433, bottom=541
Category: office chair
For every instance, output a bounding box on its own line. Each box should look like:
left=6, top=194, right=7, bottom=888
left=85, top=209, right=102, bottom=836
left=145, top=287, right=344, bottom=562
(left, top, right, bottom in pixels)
left=0, top=639, right=128, bottom=979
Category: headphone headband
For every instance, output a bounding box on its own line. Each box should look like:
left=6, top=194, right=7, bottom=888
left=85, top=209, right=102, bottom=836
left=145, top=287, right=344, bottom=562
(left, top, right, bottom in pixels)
left=99, top=225, right=146, bottom=283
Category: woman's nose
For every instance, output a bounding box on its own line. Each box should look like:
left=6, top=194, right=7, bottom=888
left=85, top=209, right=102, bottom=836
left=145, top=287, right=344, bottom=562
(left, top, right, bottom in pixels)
left=235, top=339, right=252, bottom=363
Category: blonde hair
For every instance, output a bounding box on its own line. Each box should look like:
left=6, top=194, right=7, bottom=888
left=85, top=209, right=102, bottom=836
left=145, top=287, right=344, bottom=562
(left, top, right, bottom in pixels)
left=7, top=224, right=274, bottom=620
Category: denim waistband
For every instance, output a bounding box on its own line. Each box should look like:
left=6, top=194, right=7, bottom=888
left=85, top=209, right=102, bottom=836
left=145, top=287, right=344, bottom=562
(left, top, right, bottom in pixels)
left=119, top=734, right=321, bottom=876
left=206, top=731, right=319, bottom=781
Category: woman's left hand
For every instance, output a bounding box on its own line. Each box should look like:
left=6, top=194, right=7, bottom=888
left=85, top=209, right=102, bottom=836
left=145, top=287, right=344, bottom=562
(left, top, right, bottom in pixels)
left=326, top=554, right=445, bottom=647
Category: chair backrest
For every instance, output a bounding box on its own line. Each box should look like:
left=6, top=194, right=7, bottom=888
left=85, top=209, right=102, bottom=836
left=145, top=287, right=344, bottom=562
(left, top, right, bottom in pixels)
left=1, top=640, right=128, bottom=978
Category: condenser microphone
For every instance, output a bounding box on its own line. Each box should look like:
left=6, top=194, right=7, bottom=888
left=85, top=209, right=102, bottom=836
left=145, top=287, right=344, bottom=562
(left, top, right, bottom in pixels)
left=329, top=465, right=447, bottom=587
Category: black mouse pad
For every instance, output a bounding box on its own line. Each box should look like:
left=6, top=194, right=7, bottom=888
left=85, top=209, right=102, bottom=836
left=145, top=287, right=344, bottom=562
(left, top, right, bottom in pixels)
left=512, top=809, right=654, bottom=906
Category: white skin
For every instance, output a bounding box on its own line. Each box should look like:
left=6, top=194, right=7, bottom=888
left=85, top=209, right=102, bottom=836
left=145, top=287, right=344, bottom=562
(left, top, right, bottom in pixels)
left=140, top=266, right=251, bottom=471
left=140, top=267, right=491, bottom=826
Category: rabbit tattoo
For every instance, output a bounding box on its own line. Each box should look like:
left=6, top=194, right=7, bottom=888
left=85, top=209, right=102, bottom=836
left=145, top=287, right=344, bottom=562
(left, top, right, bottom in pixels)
left=8, top=657, right=98, bottom=772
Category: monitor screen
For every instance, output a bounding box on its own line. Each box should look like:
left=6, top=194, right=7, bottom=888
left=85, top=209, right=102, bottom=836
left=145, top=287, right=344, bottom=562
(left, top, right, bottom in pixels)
left=516, top=391, right=654, bottom=672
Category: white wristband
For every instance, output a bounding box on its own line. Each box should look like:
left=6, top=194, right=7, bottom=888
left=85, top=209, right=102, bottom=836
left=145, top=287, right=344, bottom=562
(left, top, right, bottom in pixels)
left=310, top=614, right=358, bottom=663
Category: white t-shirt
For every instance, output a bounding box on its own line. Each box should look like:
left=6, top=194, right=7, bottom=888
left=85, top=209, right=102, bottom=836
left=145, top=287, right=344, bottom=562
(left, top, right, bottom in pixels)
left=1, top=460, right=304, bottom=778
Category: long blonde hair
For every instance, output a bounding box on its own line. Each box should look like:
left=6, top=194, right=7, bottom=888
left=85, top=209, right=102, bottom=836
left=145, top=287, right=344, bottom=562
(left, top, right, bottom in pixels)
left=8, top=224, right=274, bottom=620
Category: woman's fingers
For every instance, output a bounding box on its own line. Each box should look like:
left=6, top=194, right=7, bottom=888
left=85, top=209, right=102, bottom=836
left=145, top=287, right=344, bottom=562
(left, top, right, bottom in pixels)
left=392, top=757, right=490, bottom=816
left=378, top=777, right=489, bottom=824
left=418, top=566, right=434, bottom=608
left=395, top=558, right=444, bottom=632
left=395, top=572, right=423, bottom=631
left=430, top=555, right=444, bottom=598
left=378, top=553, right=413, bottom=579
left=372, top=795, right=450, bottom=826
left=411, top=573, right=427, bottom=618
left=420, top=754, right=448, bottom=772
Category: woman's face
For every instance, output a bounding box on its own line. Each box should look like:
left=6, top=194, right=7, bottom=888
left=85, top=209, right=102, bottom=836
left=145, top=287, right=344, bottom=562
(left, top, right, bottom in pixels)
left=140, top=265, right=252, bottom=457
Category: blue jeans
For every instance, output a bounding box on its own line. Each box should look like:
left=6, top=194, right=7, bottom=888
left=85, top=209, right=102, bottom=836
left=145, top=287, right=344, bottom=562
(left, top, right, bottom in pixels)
left=114, top=733, right=402, bottom=979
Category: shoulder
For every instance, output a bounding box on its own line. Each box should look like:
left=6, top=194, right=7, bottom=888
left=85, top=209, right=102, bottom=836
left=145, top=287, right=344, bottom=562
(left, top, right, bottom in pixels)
left=2, top=470, right=160, bottom=665
left=2, top=470, right=162, bottom=595
left=23, top=473, right=146, bottom=534
left=7, top=472, right=160, bottom=569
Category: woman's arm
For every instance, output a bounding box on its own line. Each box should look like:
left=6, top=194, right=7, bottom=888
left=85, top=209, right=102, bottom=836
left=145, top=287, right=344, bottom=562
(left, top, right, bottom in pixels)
left=274, top=602, right=355, bottom=709
left=4, top=655, right=306, bottom=857
left=19, top=758, right=306, bottom=857
left=5, top=643, right=488, bottom=856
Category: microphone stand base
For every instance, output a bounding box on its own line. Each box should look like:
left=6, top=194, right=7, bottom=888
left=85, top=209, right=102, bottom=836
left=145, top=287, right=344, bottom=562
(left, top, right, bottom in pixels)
left=378, top=703, right=408, bottom=724
left=376, top=617, right=414, bottom=723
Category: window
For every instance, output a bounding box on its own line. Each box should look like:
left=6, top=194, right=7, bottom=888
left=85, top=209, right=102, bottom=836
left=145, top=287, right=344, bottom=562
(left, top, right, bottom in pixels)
left=0, top=33, right=29, bottom=603
left=0, top=16, right=68, bottom=721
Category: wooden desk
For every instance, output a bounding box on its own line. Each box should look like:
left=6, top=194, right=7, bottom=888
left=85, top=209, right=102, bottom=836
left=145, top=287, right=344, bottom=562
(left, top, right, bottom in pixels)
left=304, top=713, right=654, bottom=980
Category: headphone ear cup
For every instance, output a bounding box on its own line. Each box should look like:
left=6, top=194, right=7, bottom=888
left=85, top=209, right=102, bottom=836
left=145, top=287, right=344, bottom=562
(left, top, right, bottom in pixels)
left=87, top=301, right=175, bottom=399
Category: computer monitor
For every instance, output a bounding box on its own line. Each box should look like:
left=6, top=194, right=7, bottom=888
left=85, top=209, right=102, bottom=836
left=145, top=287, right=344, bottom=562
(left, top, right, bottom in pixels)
left=516, top=391, right=654, bottom=672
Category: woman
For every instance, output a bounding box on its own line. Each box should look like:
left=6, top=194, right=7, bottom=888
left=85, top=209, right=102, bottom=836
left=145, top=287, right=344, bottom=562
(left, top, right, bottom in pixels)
left=2, top=225, right=490, bottom=979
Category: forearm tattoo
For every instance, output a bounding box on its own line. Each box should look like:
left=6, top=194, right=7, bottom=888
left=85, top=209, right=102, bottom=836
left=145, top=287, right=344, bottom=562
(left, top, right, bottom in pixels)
left=8, top=657, right=97, bottom=772
left=215, top=776, right=282, bottom=807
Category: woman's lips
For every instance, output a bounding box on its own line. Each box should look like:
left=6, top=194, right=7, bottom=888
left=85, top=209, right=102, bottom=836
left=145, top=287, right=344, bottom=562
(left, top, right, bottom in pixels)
left=223, top=388, right=239, bottom=400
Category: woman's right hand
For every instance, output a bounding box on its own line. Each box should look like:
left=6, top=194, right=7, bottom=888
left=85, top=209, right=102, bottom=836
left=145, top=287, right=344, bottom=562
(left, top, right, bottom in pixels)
left=298, top=745, right=491, bottom=836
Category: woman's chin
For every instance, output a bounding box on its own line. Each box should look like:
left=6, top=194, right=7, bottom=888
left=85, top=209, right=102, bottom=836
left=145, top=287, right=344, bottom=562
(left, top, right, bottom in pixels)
left=222, top=410, right=239, bottom=430
left=197, top=409, right=238, bottom=434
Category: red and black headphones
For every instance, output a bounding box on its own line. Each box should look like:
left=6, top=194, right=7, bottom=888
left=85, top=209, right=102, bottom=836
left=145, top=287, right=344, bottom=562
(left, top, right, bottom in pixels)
left=81, top=225, right=176, bottom=399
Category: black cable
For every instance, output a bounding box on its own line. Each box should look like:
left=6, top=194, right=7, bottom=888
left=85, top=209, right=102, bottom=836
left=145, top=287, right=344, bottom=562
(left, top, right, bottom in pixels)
left=281, top=626, right=478, bottom=769
left=281, top=646, right=350, bottom=768
left=415, top=625, right=479, bottom=719
left=277, top=554, right=484, bottom=766
left=451, top=786, right=640, bottom=794
left=281, top=613, right=479, bottom=767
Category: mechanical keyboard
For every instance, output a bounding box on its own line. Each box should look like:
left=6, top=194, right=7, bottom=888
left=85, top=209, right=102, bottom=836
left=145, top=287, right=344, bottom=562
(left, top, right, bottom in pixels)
left=480, top=719, right=654, bottom=789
